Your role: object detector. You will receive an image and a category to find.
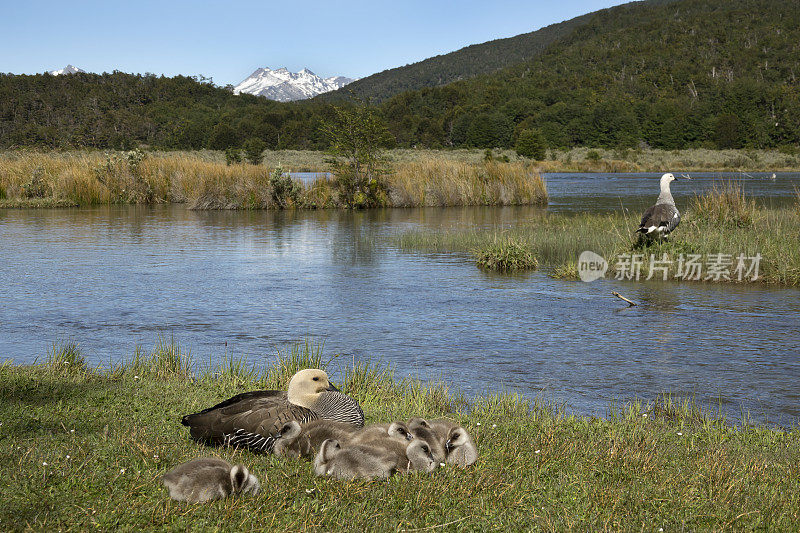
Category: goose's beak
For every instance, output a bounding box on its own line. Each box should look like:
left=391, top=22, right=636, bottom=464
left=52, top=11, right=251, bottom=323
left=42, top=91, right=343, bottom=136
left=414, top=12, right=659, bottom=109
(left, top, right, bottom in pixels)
left=327, top=382, right=340, bottom=392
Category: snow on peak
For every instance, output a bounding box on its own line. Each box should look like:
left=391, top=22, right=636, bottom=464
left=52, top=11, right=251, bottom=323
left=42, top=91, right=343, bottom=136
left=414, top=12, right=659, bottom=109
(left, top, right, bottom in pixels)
left=233, top=66, right=355, bottom=102
left=49, top=64, right=85, bottom=76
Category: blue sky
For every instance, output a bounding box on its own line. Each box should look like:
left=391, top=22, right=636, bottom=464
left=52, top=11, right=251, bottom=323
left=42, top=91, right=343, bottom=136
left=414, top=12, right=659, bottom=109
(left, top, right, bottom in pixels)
left=2, top=1, right=630, bottom=86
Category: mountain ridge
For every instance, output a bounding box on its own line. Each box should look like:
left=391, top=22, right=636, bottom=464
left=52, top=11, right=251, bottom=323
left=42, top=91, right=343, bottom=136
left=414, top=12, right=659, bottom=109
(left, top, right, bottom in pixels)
left=233, top=67, right=354, bottom=102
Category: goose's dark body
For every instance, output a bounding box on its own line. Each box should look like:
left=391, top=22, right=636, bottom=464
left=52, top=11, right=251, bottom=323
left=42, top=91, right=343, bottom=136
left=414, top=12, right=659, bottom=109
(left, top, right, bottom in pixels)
left=181, top=370, right=364, bottom=454
left=636, top=202, right=681, bottom=236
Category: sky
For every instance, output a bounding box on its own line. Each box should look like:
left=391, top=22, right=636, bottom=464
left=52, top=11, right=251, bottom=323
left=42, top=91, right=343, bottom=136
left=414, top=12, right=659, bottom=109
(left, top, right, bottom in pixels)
left=1, top=1, right=631, bottom=86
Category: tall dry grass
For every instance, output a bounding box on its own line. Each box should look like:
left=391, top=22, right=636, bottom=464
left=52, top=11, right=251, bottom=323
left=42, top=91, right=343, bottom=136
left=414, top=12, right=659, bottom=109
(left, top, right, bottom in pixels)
left=1, top=151, right=549, bottom=209
left=689, top=180, right=757, bottom=227
left=388, top=159, right=547, bottom=207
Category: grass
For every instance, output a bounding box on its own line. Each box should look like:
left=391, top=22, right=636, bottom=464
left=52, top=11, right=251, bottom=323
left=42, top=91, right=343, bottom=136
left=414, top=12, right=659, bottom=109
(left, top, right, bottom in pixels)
left=690, top=180, right=757, bottom=228
left=474, top=238, right=538, bottom=272
left=1, top=340, right=799, bottom=531
left=0, top=151, right=545, bottom=209
left=392, top=207, right=800, bottom=285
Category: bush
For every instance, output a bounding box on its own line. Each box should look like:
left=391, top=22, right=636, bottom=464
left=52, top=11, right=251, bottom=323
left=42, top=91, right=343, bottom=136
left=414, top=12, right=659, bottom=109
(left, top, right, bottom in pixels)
left=22, top=167, right=49, bottom=198
left=586, top=150, right=601, bottom=162
left=515, top=129, right=546, bottom=160
left=243, top=138, right=267, bottom=165
left=269, top=165, right=301, bottom=208
left=225, top=147, right=242, bottom=165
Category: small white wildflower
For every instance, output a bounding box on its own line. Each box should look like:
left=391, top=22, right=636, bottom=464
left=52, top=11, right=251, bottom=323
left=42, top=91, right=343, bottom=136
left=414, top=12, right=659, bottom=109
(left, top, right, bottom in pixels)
left=642, top=414, right=648, bottom=418
left=66, top=455, right=70, bottom=459
left=439, top=462, right=446, bottom=467
left=535, top=450, right=541, bottom=454
left=659, top=529, right=664, bottom=532
left=120, top=468, right=126, bottom=474
left=153, top=454, right=159, bottom=459
left=476, top=422, right=481, bottom=426
left=42, top=461, right=48, bottom=466
left=134, top=375, right=140, bottom=380
left=304, top=488, right=315, bottom=494
left=677, top=432, right=683, bottom=436
left=491, top=424, right=497, bottom=428
left=70, top=429, right=75, bottom=433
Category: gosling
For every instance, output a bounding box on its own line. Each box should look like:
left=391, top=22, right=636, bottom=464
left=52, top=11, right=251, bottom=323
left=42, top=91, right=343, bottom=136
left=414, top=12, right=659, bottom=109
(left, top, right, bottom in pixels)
left=273, top=419, right=358, bottom=458
left=313, top=438, right=437, bottom=480
left=410, top=418, right=477, bottom=467
left=162, top=457, right=260, bottom=503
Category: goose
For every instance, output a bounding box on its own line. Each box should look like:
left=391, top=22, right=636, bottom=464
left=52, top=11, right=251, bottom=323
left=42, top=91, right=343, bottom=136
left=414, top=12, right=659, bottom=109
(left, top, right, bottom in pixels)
left=162, top=457, right=260, bottom=503
left=635, top=173, right=689, bottom=240
left=406, top=418, right=447, bottom=462
left=313, top=438, right=437, bottom=480
left=181, top=369, right=364, bottom=453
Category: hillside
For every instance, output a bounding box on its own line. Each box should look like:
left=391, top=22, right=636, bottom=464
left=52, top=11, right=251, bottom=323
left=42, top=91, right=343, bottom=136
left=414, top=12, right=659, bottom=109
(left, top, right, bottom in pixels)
left=320, top=10, right=597, bottom=103
left=1, top=0, right=798, bottom=152
left=379, top=0, right=800, bottom=149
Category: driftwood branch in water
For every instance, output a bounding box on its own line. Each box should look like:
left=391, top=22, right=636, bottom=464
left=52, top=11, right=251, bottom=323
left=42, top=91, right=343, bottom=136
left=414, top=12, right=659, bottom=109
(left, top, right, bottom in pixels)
left=612, top=291, right=637, bottom=307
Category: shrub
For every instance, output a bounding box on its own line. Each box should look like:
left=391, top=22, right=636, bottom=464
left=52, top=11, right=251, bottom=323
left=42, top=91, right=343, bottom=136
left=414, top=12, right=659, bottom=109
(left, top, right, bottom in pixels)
left=515, top=129, right=546, bottom=160
left=269, top=165, right=301, bottom=208
left=225, top=147, right=242, bottom=165
left=22, top=167, right=49, bottom=198
left=586, top=150, right=601, bottom=162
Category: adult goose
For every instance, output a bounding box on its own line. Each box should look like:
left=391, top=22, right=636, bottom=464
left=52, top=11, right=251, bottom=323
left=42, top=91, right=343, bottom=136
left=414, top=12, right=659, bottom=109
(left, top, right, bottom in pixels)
left=181, top=369, right=364, bottom=453
left=635, top=172, right=689, bottom=240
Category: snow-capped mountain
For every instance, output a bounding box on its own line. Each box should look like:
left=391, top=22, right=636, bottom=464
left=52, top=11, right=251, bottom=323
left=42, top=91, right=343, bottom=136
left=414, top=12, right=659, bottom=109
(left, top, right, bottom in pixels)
left=233, top=67, right=354, bottom=101
left=49, top=65, right=85, bottom=76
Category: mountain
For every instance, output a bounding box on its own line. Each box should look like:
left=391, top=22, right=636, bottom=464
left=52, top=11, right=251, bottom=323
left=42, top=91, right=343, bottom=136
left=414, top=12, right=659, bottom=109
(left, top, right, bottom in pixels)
left=48, top=65, right=85, bottom=76
left=233, top=67, right=354, bottom=101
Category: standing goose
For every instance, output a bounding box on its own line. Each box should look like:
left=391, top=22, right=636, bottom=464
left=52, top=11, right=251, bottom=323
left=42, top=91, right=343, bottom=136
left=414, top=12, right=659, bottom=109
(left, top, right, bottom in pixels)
left=635, top=173, right=689, bottom=240
left=181, top=369, right=364, bottom=453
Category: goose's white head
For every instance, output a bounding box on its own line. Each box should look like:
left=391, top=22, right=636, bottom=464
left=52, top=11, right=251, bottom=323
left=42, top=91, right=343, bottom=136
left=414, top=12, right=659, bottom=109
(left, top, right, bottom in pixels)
left=660, top=172, right=676, bottom=185
left=287, top=369, right=337, bottom=408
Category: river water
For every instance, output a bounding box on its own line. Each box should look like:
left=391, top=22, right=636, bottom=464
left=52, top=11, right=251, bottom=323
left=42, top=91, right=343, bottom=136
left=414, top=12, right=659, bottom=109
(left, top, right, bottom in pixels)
left=1, top=173, right=799, bottom=425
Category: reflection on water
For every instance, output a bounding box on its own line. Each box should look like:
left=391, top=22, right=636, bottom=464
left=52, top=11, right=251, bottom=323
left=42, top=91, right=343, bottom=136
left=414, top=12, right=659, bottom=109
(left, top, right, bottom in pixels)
left=1, top=173, right=799, bottom=426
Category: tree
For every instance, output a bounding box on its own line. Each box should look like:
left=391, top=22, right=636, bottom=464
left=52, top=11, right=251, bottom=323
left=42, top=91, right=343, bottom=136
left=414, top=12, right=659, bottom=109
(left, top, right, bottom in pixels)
left=242, top=137, right=266, bottom=165
left=322, top=102, right=393, bottom=208
left=515, top=129, right=546, bottom=160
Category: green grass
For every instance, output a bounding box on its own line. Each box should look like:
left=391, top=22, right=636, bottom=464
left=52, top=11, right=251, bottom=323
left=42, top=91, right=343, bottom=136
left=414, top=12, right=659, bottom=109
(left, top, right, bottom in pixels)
left=474, top=238, right=538, bottom=272
left=1, top=341, right=799, bottom=531
left=393, top=207, right=800, bottom=285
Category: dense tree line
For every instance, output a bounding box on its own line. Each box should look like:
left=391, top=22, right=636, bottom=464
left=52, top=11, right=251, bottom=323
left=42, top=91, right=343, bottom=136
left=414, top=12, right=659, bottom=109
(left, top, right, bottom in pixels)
left=1, top=0, right=798, bottom=152
left=379, top=0, right=800, bottom=150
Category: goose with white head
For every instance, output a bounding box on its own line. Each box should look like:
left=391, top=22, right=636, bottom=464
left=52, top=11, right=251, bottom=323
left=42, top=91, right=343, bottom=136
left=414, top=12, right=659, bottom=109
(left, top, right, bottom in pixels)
left=181, top=369, right=364, bottom=453
left=636, top=172, right=690, bottom=240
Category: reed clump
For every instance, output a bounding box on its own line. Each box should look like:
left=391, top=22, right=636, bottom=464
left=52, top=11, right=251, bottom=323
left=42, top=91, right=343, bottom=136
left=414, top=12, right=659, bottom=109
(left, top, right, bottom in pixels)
left=388, top=159, right=547, bottom=207
left=690, top=180, right=757, bottom=227
left=474, top=238, right=538, bottom=272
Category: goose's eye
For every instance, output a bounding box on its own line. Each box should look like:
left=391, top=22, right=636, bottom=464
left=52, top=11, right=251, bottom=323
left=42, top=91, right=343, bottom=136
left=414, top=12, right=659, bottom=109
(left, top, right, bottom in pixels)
left=421, top=445, right=429, bottom=453
left=312, top=377, right=319, bottom=381
left=452, top=432, right=460, bottom=439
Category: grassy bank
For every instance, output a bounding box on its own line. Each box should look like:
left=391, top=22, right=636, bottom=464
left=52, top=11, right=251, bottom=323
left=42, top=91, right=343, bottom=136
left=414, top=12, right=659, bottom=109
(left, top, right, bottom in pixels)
left=393, top=204, right=800, bottom=286
left=1, top=340, right=798, bottom=531
left=0, top=151, right=546, bottom=209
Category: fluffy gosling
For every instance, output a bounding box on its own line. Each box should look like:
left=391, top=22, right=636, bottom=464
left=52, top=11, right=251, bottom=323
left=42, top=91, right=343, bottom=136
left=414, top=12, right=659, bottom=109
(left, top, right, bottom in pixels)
left=162, top=457, right=260, bottom=503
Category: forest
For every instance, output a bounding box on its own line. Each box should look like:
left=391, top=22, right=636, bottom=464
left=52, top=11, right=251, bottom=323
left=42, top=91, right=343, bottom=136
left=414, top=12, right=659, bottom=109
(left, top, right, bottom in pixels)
left=1, top=0, right=798, bottom=152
